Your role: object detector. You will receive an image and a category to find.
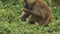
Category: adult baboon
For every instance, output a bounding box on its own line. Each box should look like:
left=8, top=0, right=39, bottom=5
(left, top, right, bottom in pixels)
left=20, top=0, right=54, bottom=26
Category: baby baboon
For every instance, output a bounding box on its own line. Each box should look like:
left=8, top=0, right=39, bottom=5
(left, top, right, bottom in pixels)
left=20, top=0, right=54, bottom=26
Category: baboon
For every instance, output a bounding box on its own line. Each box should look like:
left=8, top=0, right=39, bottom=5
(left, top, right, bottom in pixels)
left=20, top=0, right=54, bottom=26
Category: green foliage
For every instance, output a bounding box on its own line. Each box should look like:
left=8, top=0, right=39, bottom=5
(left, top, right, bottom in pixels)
left=0, top=0, right=60, bottom=34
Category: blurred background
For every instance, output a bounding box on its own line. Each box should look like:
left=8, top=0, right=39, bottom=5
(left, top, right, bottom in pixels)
left=0, top=0, right=60, bottom=34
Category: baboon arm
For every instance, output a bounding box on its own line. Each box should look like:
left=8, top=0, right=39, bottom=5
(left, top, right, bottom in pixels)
left=23, top=8, right=41, bottom=17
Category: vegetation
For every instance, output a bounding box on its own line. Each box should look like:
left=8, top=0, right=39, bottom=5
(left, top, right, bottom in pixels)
left=0, top=0, right=60, bottom=34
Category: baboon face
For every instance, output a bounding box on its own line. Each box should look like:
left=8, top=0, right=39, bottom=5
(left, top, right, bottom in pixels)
left=24, top=0, right=35, bottom=10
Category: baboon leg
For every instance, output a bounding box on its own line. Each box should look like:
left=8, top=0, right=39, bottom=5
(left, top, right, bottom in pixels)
left=38, top=18, right=49, bottom=26
left=43, top=15, right=54, bottom=26
left=41, top=15, right=53, bottom=26
left=38, top=18, right=45, bottom=25
left=20, top=12, right=30, bottom=21
left=42, top=18, right=49, bottom=26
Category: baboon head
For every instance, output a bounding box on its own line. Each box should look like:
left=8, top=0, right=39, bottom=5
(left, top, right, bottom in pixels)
left=24, top=0, right=36, bottom=10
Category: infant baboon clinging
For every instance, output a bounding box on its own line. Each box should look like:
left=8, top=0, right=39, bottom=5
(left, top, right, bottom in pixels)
left=20, top=0, right=54, bottom=26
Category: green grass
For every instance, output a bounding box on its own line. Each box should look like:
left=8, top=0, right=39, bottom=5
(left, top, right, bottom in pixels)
left=0, top=0, right=60, bottom=34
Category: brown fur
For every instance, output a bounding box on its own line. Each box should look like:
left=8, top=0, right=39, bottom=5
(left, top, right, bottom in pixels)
left=20, top=0, right=54, bottom=26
